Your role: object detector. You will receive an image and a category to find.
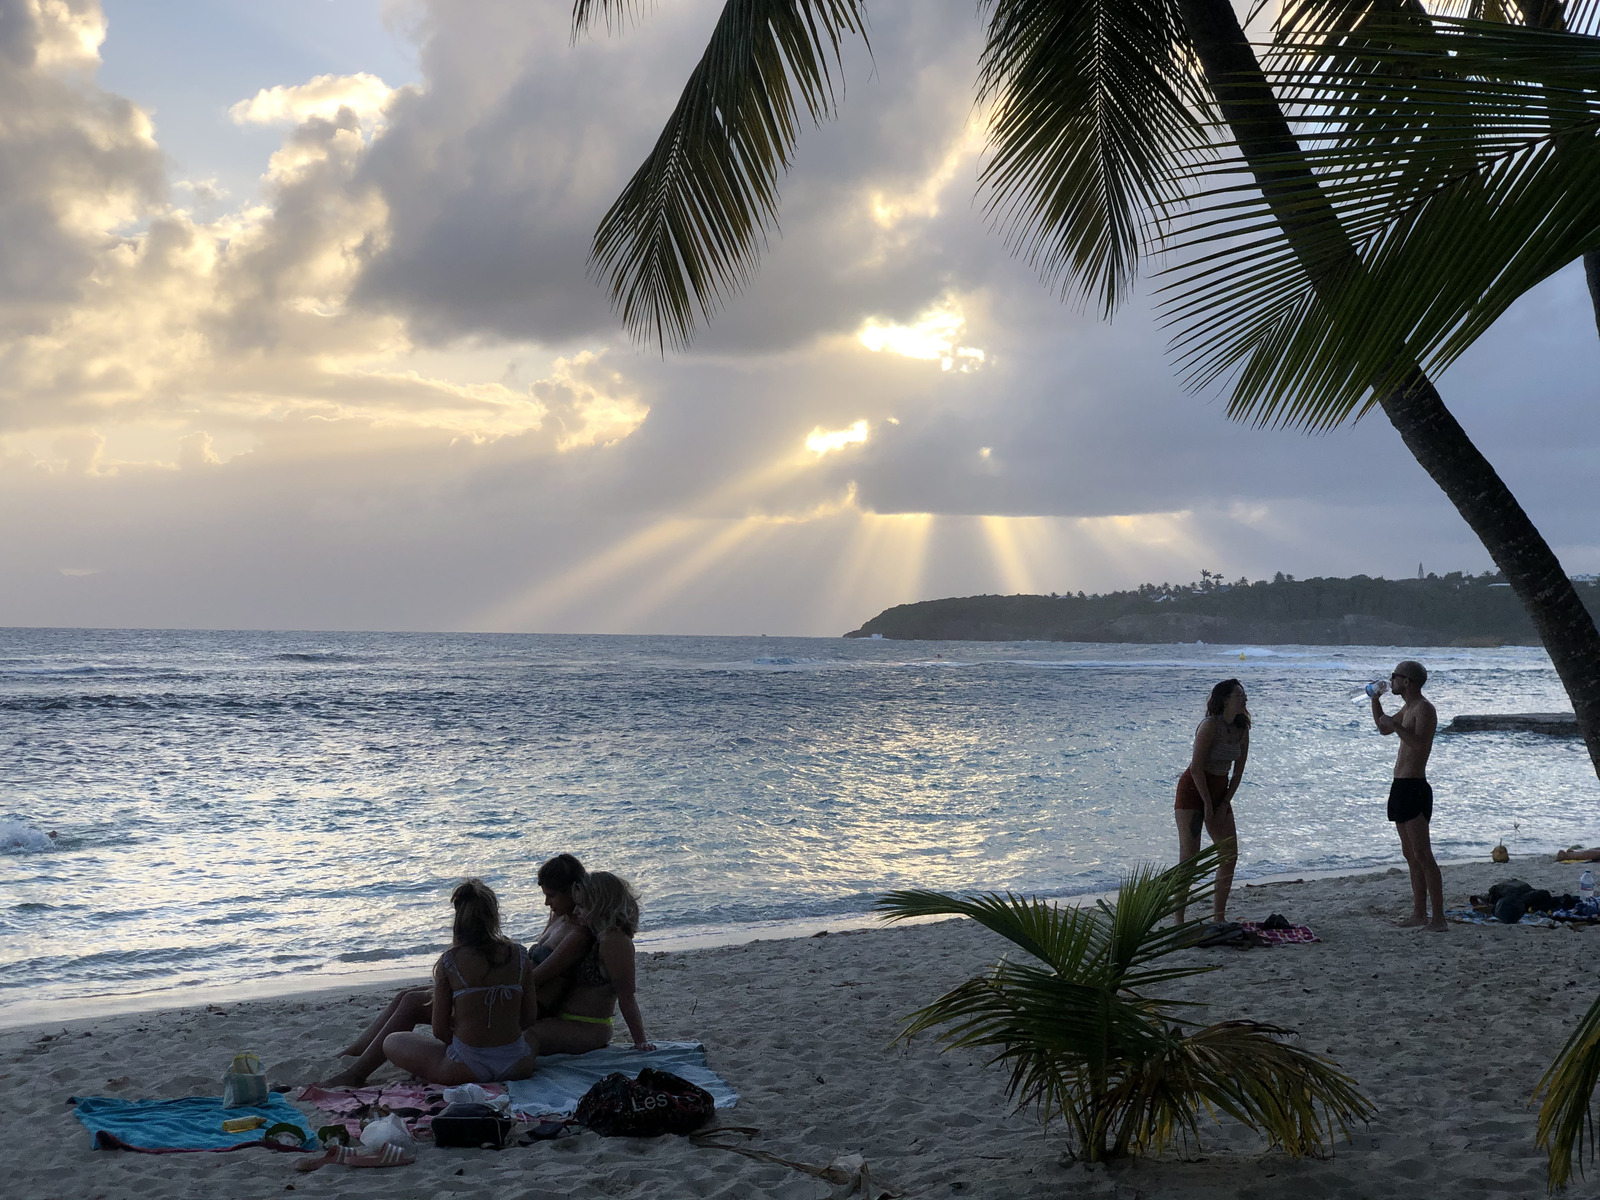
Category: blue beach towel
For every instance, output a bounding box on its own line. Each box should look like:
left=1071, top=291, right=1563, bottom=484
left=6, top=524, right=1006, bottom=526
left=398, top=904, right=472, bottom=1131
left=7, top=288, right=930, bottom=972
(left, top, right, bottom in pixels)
left=1446, top=907, right=1560, bottom=929
left=73, top=1094, right=319, bottom=1153
left=506, top=1040, right=738, bottom=1118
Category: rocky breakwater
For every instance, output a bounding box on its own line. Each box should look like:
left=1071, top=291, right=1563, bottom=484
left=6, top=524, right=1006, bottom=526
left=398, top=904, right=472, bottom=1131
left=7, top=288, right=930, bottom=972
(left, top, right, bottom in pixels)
left=1446, top=713, right=1580, bottom=737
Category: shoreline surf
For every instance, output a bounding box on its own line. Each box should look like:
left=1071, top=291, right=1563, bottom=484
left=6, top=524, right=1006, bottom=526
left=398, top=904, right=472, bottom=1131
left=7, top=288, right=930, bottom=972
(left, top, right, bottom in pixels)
left=0, top=854, right=1496, bottom=1032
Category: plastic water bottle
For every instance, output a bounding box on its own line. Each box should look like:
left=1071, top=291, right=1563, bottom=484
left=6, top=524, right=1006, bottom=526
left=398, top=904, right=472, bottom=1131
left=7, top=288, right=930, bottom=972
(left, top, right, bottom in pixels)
left=1364, top=680, right=1387, bottom=698
left=1581, top=870, right=1594, bottom=901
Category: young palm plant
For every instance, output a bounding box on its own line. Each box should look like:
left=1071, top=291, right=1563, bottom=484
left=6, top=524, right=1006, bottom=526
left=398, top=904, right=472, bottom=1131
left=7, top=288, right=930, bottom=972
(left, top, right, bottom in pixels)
left=876, top=844, right=1373, bottom=1163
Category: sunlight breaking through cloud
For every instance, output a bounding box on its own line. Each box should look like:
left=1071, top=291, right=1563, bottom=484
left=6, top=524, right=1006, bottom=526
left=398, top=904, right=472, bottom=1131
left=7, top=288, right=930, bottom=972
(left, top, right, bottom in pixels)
left=857, top=297, right=985, bottom=372
left=230, top=73, right=395, bottom=127
left=806, top=420, right=869, bottom=456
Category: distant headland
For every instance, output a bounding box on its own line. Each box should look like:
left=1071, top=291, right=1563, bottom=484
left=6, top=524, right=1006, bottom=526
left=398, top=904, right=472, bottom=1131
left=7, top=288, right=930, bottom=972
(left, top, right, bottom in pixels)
left=844, top=571, right=1600, bottom=645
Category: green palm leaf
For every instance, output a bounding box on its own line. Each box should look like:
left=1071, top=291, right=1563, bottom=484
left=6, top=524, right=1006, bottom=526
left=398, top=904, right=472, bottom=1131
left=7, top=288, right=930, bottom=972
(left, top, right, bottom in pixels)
left=876, top=887, right=1111, bottom=977
left=975, top=0, right=1213, bottom=316
left=1536, top=990, right=1600, bottom=1188
left=1162, top=15, right=1600, bottom=429
left=576, top=0, right=868, bottom=350
left=1106, top=1019, right=1376, bottom=1158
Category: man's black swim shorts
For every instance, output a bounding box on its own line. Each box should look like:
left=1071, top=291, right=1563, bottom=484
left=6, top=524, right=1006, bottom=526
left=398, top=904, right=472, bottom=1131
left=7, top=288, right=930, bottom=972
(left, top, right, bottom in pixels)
left=1387, top=777, right=1433, bottom=824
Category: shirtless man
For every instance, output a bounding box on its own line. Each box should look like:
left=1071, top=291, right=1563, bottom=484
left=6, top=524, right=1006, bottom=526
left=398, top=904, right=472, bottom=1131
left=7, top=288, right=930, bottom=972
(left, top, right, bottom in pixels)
left=1371, top=660, right=1445, bottom=930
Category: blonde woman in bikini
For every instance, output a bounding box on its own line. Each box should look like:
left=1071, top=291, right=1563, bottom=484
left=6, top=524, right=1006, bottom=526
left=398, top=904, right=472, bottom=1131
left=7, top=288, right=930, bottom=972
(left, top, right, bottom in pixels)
left=384, top=878, right=539, bottom=1084
left=1174, top=678, right=1249, bottom=926
left=527, top=871, right=654, bottom=1053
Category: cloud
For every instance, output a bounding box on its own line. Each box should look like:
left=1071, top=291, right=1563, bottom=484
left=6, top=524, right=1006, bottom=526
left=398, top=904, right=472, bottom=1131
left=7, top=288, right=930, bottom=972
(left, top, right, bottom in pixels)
left=0, top=0, right=163, bottom=338
left=857, top=295, right=986, bottom=372
left=0, top=0, right=1595, bottom=638
left=529, top=352, right=649, bottom=451
left=807, top=420, right=869, bottom=457
left=230, top=73, right=395, bottom=128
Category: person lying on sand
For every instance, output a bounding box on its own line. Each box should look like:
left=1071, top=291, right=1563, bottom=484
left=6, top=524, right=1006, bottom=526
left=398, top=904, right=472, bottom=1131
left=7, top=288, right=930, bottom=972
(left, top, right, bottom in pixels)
left=525, top=871, right=654, bottom=1055
left=1556, top=846, right=1600, bottom=862
left=382, top=878, right=539, bottom=1085
left=325, top=853, right=587, bottom=1087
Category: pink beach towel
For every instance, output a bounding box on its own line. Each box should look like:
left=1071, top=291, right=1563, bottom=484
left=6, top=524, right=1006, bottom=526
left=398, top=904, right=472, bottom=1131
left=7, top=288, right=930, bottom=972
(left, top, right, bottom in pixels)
left=1235, top=921, right=1320, bottom=945
left=297, top=1081, right=504, bottom=1139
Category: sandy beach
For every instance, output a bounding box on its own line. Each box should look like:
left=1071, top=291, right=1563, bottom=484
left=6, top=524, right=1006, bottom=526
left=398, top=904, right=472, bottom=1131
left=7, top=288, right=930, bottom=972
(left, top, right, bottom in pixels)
left=5, top=857, right=1597, bottom=1199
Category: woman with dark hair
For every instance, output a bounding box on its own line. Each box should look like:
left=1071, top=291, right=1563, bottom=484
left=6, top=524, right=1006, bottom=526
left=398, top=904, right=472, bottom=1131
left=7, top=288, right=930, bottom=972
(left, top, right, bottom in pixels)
left=526, top=871, right=653, bottom=1055
left=1174, top=678, right=1250, bottom=926
left=382, top=878, right=538, bottom=1084
left=323, top=854, right=586, bottom=1086
left=527, top=852, right=587, bottom=1013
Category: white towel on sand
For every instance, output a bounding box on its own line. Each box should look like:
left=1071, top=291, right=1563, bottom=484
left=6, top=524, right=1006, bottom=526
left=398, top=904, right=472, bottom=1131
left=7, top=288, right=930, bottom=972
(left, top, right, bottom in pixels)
left=505, top=1040, right=738, bottom=1119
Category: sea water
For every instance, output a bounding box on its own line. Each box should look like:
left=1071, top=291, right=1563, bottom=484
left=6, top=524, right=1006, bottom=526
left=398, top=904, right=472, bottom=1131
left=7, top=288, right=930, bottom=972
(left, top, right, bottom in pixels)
left=1, top=628, right=1594, bottom=1022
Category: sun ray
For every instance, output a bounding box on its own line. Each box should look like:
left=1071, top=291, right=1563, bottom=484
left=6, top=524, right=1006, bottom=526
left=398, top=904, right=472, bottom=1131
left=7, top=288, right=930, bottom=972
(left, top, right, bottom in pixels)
left=1074, top=511, right=1205, bottom=582
left=598, top=518, right=770, bottom=632
left=979, top=515, right=1038, bottom=595
left=472, top=517, right=701, bottom=631
left=820, top=510, right=934, bottom=631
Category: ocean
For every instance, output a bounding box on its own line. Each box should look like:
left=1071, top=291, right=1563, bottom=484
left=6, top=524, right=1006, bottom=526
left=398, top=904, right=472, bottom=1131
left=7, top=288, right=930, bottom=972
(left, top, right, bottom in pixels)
left=2, top=628, right=1594, bottom=1024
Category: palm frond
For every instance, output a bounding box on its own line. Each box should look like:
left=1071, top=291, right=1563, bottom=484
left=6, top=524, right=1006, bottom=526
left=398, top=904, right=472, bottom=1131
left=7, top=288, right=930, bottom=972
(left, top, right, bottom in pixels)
left=877, top=844, right=1220, bottom=983
left=896, top=963, right=1173, bottom=1109
left=1107, top=1020, right=1376, bottom=1158
left=584, top=0, right=869, bottom=350
left=1105, top=842, right=1226, bottom=978
left=1535, top=990, right=1600, bottom=1188
left=571, top=0, right=647, bottom=35
left=1161, top=15, right=1600, bottom=429
left=975, top=0, right=1212, bottom=316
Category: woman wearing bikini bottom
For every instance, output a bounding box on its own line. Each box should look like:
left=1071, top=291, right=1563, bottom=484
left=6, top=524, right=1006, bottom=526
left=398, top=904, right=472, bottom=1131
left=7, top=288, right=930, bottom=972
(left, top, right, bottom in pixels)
left=526, top=871, right=654, bottom=1054
left=1173, top=678, right=1250, bottom=926
left=383, top=879, right=539, bottom=1084
left=324, top=853, right=586, bottom=1086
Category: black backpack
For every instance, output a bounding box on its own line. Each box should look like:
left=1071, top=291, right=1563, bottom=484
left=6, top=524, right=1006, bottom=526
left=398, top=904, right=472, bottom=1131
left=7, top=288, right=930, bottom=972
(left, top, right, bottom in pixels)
left=574, top=1069, right=714, bottom=1137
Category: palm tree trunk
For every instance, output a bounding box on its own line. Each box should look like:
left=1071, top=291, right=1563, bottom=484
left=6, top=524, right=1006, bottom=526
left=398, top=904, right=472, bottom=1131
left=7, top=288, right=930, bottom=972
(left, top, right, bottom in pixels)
left=1174, top=0, right=1600, bottom=781
left=1587, top=252, right=1600, bottom=339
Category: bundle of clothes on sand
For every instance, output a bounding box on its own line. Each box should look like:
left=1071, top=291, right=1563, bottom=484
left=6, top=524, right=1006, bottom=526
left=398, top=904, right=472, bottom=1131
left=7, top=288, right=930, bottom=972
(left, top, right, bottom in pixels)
left=1455, top=878, right=1600, bottom=927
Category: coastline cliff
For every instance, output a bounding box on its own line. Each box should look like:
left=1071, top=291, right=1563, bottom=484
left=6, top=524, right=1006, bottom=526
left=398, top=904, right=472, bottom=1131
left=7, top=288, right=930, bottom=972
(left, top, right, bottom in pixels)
left=844, top=571, right=1600, bottom=645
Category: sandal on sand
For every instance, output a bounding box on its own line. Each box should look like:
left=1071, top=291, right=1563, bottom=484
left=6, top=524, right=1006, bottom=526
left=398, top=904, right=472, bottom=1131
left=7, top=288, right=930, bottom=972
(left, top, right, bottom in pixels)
left=295, top=1143, right=416, bottom=1172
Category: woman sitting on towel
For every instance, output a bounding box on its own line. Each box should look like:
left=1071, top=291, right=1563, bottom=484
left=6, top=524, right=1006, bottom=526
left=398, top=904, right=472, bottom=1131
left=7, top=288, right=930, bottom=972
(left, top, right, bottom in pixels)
left=526, top=871, right=654, bottom=1054
left=383, top=878, right=538, bottom=1084
left=325, top=853, right=586, bottom=1086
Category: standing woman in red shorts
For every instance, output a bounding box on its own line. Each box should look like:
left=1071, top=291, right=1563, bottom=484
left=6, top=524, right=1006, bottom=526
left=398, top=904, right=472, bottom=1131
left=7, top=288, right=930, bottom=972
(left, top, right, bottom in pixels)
left=1174, top=678, right=1249, bottom=925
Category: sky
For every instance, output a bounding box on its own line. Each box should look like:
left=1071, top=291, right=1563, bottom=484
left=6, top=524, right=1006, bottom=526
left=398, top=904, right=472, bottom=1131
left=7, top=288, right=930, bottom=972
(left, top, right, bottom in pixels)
left=0, top=0, right=1595, bottom=637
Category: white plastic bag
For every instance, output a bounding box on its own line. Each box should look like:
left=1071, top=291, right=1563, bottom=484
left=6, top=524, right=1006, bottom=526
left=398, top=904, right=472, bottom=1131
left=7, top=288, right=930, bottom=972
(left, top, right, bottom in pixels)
left=441, top=1083, right=511, bottom=1114
left=359, top=1112, right=416, bottom=1152
left=221, top=1051, right=269, bottom=1109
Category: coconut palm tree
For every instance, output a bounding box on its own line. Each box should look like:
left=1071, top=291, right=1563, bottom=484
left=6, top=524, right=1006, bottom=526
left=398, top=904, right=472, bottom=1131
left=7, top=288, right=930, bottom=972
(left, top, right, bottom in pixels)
left=574, top=0, right=1600, bottom=782
left=874, top=844, right=1374, bottom=1162
left=1165, top=1, right=1600, bottom=762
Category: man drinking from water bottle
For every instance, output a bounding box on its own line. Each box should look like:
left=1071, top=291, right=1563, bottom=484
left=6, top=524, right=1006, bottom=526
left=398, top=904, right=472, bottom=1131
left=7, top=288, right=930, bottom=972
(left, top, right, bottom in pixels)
left=1372, top=660, right=1445, bottom=931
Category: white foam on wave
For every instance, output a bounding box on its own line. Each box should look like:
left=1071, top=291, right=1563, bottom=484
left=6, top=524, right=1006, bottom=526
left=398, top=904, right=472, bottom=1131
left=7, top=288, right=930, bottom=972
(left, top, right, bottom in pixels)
left=0, top=821, right=56, bottom=854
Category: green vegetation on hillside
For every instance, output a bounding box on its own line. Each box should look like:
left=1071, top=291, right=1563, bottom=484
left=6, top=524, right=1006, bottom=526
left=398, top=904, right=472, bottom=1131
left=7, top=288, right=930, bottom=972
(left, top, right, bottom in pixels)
left=845, top=571, right=1600, bottom=646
